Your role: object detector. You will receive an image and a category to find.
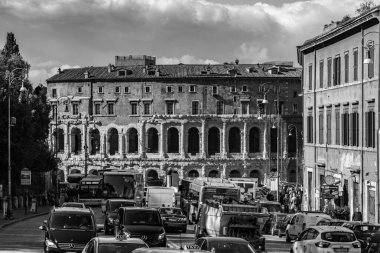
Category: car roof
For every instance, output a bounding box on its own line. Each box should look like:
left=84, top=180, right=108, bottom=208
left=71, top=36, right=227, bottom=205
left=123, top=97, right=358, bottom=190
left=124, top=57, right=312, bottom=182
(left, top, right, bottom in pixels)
left=62, top=202, right=83, bottom=205
left=52, top=207, right=92, bottom=214
left=309, top=226, right=355, bottom=233
left=132, top=248, right=209, bottom=253
left=107, top=199, right=135, bottom=203
left=200, top=237, right=249, bottom=243
left=119, top=207, right=158, bottom=211
left=96, top=236, right=146, bottom=245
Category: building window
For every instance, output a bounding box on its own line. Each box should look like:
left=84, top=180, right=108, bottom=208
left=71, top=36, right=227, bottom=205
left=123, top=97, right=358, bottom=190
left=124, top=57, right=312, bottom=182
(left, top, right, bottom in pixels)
left=327, top=58, right=332, bottom=87
left=72, top=103, right=79, bottom=115
left=230, top=86, right=237, bottom=93
left=344, top=52, right=349, bottom=83
left=353, top=48, right=358, bottom=81
left=335, top=107, right=340, bottom=145
left=351, top=109, right=359, bottom=147
left=77, top=87, right=82, bottom=93
left=145, top=86, right=151, bottom=93
left=115, top=86, right=120, bottom=93
left=241, top=102, right=249, bottom=115
left=293, top=91, right=298, bottom=97
left=166, top=86, right=173, bottom=93
left=216, top=101, right=224, bottom=114
left=368, top=47, right=375, bottom=78
left=342, top=109, right=349, bottom=146
left=319, top=60, right=324, bottom=88
left=52, top=88, right=57, bottom=98
left=366, top=109, right=376, bottom=148
left=94, top=103, right=101, bottom=115
left=131, top=102, right=138, bottom=115
left=98, top=86, right=104, bottom=93
left=319, top=108, right=324, bottom=144
left=333, top=55, right=341, bottom=86
left=124, top=86, right=130, bottom=93
left=143, top=102, right=151, bottom=115
left=192, top=101, right=199, bottom=115
left=212, top=86, right=218, bottom=95
left=166, top=102, right=174, bottom=115
left=233, top=96, right=237, bottom=102
left=327, top=109, right=331, bottom=145
left=307, top=111, right=313, bottom=143
left=308, top=64, right=313, bottom=90
left=189, top=85, right=196, bottom=93
left=107, top=102, right=115, bottom=115
left=178, top=86, right=183, bottom=93
left=293, top=104, right=298, bottom=114
left=242, top=85, right=248, bottom=92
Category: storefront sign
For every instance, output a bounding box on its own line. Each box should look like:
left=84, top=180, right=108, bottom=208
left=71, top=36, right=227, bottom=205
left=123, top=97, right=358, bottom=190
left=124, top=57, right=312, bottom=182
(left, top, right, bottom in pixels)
left=320, top=185, right=339, bottom=199
left=21, top=168, right=31, bottom=185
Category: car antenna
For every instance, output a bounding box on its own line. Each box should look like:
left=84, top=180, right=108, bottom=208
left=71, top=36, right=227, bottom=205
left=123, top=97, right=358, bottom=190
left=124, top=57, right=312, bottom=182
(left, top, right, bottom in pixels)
left=179, top=231, right=183, bottom=250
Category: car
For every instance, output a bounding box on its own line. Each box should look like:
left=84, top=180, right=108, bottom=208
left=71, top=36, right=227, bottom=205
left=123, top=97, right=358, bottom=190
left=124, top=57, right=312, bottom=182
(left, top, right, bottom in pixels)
left=342, top=223, right=380, bottom=247
left=115, top=207, right=167, bottom=247
left=61, top=202, right=86, bottom=208
left=277, top=214, right=294, bottom=238
left=104, top=199, right=136, bottom=235
left=194, top=237, right=257, bottom=253
left=290, top=226, right=361, bottom=253
left=81, top=235, right=148, bottom=253
left=132, top=248, right=209, bottom=253
left=286, top=212, right=331, bottom=242
left=39, top=206, right=98, bottom=253
left=158, top=207, right=187, bottom=233
left=316, top=218, right=346, bottom=226
left=268, top=212, right=288, bottom=236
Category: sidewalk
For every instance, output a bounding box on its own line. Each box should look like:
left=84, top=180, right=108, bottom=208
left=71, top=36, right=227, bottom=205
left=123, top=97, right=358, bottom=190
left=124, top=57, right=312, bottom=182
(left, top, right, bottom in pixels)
left=0, top=205, right=52, bottom=230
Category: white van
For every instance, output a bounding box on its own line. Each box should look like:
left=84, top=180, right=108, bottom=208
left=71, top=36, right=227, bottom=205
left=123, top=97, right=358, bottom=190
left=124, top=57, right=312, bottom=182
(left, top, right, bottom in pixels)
left=146, top=186, right=176, bottom=208
left=285, top=212, right=331, bottom=242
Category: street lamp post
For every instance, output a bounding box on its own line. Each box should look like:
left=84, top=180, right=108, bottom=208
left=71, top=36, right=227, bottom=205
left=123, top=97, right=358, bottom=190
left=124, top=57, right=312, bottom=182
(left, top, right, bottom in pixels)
left=288, top=124, right=299, bottom=187
left=6, top=67, right=28, bottom=218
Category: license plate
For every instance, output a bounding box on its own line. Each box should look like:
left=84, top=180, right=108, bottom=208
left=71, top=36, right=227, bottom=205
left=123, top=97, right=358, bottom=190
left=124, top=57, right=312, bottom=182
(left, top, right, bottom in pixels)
left=334, top=248, right=348, bottom=252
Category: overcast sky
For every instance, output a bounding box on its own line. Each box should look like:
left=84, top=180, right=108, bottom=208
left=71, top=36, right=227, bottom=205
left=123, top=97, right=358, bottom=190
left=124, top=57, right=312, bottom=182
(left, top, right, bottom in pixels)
left=0, top=0, right=377, bottom=85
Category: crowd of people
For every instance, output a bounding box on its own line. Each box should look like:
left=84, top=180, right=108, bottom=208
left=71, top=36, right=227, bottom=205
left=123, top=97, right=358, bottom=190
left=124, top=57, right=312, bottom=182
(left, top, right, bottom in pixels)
left=278, top=185, right=302, bottom=213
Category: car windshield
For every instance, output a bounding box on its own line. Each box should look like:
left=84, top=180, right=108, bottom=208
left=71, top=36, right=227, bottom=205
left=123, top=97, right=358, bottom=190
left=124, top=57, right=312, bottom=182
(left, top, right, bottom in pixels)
left=208, top=242, right=255, bottom=253
left=125, top=211, right=161, bottom=226
left=321, top=232, right=356, bottom=242
left=110, top=201, right=134, bottom=211
left=99, top=243, right=147, bottom=253
left=62, top=203, right=83, bottom=208
left=50, top=213, right=94, bottom=230
left=160, top=208, right=182, bottom=215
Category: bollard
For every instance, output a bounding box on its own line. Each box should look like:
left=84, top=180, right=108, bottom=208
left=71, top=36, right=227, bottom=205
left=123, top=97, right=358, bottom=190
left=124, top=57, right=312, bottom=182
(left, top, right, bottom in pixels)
left=30, top=197, right=37, bottom=213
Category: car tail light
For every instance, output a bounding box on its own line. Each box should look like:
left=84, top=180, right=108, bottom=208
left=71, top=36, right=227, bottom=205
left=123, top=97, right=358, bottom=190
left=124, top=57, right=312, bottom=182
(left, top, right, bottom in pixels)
left=352, top=242, right=361, bottom=248
left=315, top=241, right=330, bottom=248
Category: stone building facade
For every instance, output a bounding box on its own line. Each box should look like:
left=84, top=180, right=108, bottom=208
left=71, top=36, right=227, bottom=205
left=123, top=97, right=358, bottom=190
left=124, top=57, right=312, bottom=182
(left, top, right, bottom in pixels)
left=297, top=7, right=380, bottom=222
left=46, top=56, right=302, bottom=191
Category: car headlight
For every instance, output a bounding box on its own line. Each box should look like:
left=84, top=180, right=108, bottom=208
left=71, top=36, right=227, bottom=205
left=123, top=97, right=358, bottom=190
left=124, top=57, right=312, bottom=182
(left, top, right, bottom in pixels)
left=158, top=232, right=166, bottom=240
left=180, top=217, right=187, bottom=221
left=45, top=239, right=57, bottom=248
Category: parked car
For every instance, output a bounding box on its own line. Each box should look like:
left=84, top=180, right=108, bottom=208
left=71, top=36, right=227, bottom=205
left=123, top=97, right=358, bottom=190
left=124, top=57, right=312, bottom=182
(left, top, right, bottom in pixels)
left=158, top=207, right=187, bottom=233
left=194, top=237, right=257, bottom=253
left=316, top=218, right=346, bottom=226
left=132, top=248, right=209, bottom=253
left=81, top=236, right=148, bottom=253
left=39, top=206, right=99, bottom=253
left=61, top=202, right=86, bottom=208
left=277, top=214, right=294, bottom=238
left=104, top=199, right=136, bottom=235
left=268, top=212, right=288, bottom=236
left=115, top=207, right=167, bottom=247
left=290, top=226, right=360, bottom=253
left=342, top=223, right=380, bottom=249
left=286, top=212, right=331, bottom=242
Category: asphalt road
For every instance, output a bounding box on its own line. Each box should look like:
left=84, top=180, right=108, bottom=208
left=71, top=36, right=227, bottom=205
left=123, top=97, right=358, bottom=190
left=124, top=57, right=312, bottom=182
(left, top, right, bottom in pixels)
left=0, top=207, right=292, bottom=253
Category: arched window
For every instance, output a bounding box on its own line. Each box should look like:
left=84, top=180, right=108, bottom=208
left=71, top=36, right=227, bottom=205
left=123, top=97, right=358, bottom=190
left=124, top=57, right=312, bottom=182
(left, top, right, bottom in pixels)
left=147, top=128, right=159, bottom=153
left=128, top=128, right=138, bottom=153
left=229, top=170, right=241, bottom=178
left=167, top=127, right=179, bottom=153
left=249, top=127, right=260, bottom=153
left=188, top=170, right=199, bottom=178
left=89, top=128, right=100, bottom=155
left=208, top=170, right=219, bottom=178
left=188, top=127, right=200, bottom=155
left=108, top=128, right=119, bottom=155
left=228, top=127, right=241, bottom=153
left=147, top=170, right=158, bottom=179
left=288, top=131, right=297, bottom=156
left=208, top=127, right=220, bottom=155
left=71, top=128, right=81, bottom=154
left=249, top=170, right=260, bottom=179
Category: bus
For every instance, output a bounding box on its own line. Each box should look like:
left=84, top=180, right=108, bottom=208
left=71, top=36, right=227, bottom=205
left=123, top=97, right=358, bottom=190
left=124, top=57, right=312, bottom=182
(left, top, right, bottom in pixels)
left=78, top=176, right=103, bottom=206
left=187, top=177, right=240, bottom=223
left=227, top=177, right=259, bottom=201
left=101, top=170, right=144, bottom=213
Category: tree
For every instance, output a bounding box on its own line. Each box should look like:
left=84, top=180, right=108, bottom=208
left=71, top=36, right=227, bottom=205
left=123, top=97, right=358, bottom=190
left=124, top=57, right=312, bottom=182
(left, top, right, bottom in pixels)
left=0, top=32, right=57, bottom=195
left=356, top=1, right=375, bottom=15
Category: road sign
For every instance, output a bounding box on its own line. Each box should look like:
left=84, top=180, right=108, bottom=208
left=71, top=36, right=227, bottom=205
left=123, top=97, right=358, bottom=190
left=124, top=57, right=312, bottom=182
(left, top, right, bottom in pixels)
left=21, top=168, right=31, bottom=185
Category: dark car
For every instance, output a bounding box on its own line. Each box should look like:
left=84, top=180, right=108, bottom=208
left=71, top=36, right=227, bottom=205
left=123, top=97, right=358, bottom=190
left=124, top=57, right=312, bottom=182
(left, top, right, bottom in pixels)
left=159, top=207, right=187, bottom=233
left=194, top=237, right=257, bottom=253
left=104, top=199, right=136, bottom=235
left=39, top=206, right=98, bottom=253
left=115, top=207, right=167, bottom=247
left=343, top=223, right=380, bottom=241
left=268, top=212, right=288, bottom=236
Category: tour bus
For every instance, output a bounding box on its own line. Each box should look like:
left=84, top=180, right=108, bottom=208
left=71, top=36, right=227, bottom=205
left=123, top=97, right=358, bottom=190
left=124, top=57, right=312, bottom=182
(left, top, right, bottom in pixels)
left=78, top=175, right=103, bottom=206
left=227, top=177, right=259, bottom=201
left=187, top=177, right=240, bottom=223
left=101, top=170, right=144, bottom=213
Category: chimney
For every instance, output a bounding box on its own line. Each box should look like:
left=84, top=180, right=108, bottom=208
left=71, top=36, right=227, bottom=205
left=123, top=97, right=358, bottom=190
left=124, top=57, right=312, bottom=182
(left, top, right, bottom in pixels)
left=57, top=67, right=62, bottom=74
left=84, top=70, right=89, bottom=79
left=108, top=64, right=112, bottom=73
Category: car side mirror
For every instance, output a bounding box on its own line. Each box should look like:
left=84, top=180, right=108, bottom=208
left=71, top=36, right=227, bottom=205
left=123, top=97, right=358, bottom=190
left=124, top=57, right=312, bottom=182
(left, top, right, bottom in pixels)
left=39, top=225, right=46, bottom=231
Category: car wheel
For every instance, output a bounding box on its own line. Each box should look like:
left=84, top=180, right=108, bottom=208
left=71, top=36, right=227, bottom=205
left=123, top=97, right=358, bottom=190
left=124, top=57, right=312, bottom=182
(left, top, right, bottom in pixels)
left=286, top=232, right=291, bottom=243
left=290, top=249, right=294, bottom=253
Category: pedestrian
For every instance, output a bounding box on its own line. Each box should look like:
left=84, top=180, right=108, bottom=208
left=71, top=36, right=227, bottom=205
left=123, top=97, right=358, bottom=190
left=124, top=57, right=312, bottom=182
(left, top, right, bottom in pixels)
left=353, top=208, right=363, bottom=221
left=283, top=194, right=289, bottom=213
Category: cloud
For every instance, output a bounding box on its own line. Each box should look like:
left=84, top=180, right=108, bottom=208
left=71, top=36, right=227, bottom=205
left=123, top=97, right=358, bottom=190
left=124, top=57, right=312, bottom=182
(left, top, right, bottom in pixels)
left=158, top=55, right=219, bottom=65
left=29, top=64, right=80, bottom=85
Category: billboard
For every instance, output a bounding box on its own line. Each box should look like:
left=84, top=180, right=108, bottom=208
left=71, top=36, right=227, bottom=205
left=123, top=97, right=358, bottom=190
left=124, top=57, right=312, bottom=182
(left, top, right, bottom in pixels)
left=21, top=168, right=31, bottom=185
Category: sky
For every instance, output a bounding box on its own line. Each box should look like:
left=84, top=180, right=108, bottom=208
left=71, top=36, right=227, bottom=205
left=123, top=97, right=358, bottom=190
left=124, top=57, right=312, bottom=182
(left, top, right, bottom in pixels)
left=0, top=0, right=378, bottom=85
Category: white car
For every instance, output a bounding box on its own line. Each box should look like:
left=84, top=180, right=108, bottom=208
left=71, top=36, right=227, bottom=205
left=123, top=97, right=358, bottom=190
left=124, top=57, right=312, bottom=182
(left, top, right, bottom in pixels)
left=290, top=226, right=361, bottom=253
